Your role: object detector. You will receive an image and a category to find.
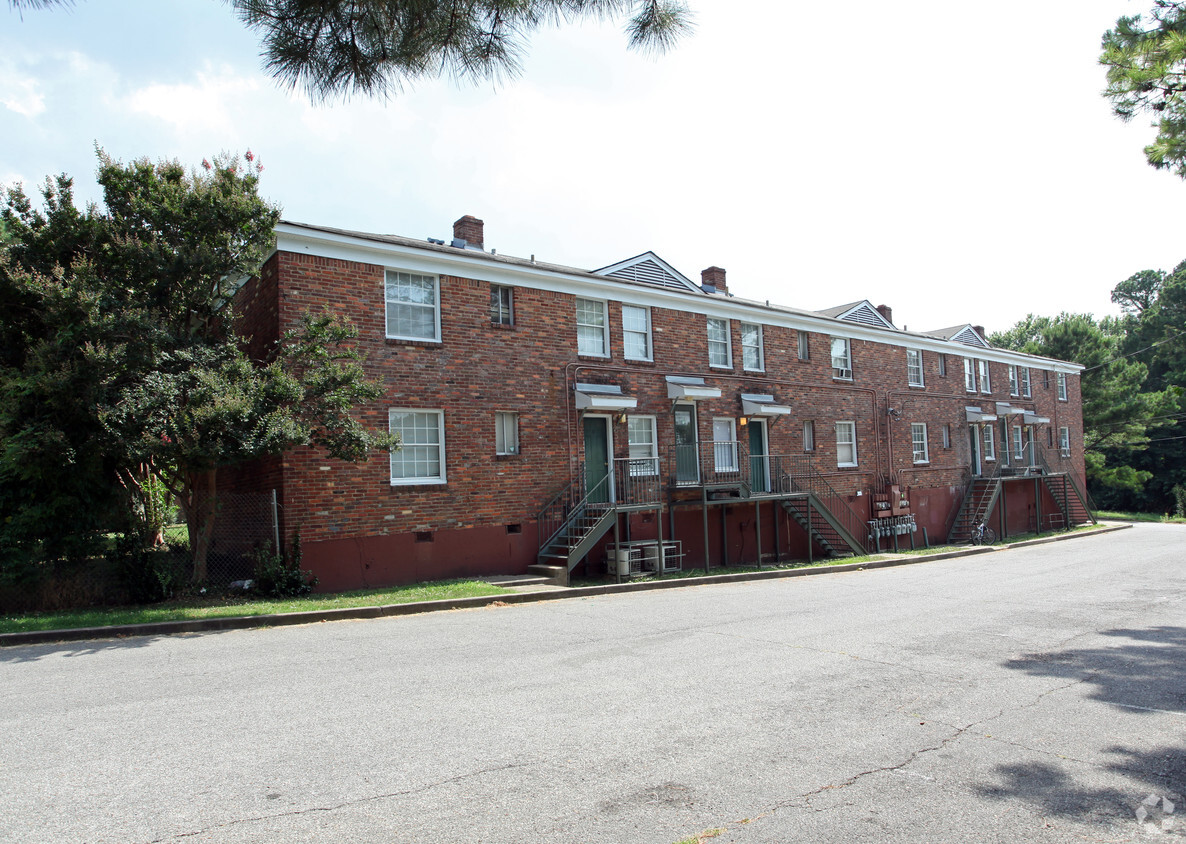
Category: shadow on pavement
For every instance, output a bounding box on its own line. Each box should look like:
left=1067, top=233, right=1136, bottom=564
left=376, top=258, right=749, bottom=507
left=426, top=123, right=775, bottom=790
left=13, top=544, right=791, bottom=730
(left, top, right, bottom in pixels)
left=0, top=634, right=165, bottom=663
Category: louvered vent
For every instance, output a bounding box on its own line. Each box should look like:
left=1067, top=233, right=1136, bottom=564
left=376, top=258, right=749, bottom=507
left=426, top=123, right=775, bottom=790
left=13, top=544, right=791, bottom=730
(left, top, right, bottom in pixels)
left=840, top=303, right=888, bottom=327
left=607, top=260, right=688, bottom=291
left=953, top=327, right=988, bottom=347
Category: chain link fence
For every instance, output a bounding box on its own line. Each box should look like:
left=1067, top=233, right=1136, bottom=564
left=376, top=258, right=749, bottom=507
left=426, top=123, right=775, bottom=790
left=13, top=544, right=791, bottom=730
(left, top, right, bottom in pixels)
left=165, top=489, right=281, bottom=585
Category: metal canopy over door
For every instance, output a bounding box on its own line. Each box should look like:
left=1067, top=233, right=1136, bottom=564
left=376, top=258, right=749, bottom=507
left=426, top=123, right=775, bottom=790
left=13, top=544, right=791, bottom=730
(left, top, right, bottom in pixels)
left=748, top=419, right=769, bottom=493
left=674, top=403, right=699, bottom=485
left=583, top=415, right=612, bottom=503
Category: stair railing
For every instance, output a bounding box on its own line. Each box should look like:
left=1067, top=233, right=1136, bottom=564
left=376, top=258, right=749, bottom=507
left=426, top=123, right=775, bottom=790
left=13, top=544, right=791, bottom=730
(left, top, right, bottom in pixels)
left=777, top=456, right=871, bottom=553
left=614, top=457, right=663, bottom=506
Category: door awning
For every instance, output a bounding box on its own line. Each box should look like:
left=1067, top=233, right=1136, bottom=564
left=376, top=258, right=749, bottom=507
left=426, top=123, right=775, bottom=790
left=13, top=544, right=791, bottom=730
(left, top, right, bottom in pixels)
left=575, top=383, right=638, bottom=411
left=1022, top=412, right=1051, bottom=425
left=966, top=407, right=999, bottom=423
left=995, top=402, right=1026, bottom=416
left=666, top=376, right=722, bottom=400
left=741, top=393, right=791, bottom=416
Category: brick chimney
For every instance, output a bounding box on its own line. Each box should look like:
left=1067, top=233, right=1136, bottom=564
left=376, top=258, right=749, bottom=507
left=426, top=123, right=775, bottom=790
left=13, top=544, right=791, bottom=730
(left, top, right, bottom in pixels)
left=452, top=215, right=484, bottom=249
left=876, top=304, right=893, bottom=325
left=972, top=324, right=986, bottom=340
left=701, top=266, right=727, bottom=294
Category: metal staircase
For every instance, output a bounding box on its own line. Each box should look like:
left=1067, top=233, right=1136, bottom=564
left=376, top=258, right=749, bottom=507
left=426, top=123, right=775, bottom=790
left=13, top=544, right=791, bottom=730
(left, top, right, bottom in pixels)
left=1040, top=473, right=1096, bottom=529
left=531, top=476, right=617, bottom=584
left=780, top=495, right=862, bottom=558
left=774, top=459, right=870, bottom=557
left=948, top=477, right=1002, bottom=543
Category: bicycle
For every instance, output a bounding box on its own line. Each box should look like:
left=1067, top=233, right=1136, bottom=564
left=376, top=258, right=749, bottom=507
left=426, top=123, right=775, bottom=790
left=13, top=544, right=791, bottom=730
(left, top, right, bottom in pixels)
left=970, top=521, right=996, bottom=545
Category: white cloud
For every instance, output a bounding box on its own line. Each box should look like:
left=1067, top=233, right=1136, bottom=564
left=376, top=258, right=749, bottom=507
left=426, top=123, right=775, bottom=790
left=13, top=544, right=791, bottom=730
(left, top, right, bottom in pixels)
left=0, top=74, right=45, bottom=118
left=122, top=67, right=265, bottom=135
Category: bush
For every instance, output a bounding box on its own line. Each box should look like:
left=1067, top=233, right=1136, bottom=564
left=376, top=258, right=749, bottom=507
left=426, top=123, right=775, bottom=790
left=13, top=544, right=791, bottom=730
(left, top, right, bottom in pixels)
left=251, top=532, right=317, bottom=598
left=113, top=534, right=183, bottom=604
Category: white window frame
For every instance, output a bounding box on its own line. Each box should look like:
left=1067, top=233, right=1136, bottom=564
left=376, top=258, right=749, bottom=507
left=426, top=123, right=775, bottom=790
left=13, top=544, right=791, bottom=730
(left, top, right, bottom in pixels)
left=979, top=360, right=992, bottom=394
left=622, top=304, right=652, bottom=362
left=1059, top=426, right=1071, bottom=458
left=389, top=409, right=446, bottom=485
left=803, top=420, right=815, bottom=452
left=490, top=284, right=513, bottom=326
left=741, top=322, right=764, bottom=371
left=831, top=337, right=852, bottom=380
left=495, top=411, right=519, bottom=456
left=835, top=421, right=857, bottom=467
left=1009, top=365, right=1019, bottom=397
left=942, top=423, right=951, bottom=449
left=906, top=349, right=924, bottom=387
left=983, top=424, right=996, bottom=461
left=964, top=358, right=976, bottom=393
left=707, top=317, right=732, bottom=368
left=1012, top=425, right=1025, bottom=461
left=1019, top=366, right=1031, bottom=398
left=910, top=423, right=929, bottom=464
left=938, top=354, right=947, bottom=378
left=798, top=331, right=810, bottom=361
left=627, top=415, right=658, bottom=476
left=1057, top=372, right=1068, bottom=401
left=576, top=297, right=609, bottom=357
left=712, top=417, right=738, bottom=471
left=385, top=270, right=441, bottom=342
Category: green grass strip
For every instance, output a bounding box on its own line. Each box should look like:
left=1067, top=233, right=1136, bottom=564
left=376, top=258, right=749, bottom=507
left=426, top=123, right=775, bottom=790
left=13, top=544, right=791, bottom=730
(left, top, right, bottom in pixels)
left=0, top=579, right=510, bottom=634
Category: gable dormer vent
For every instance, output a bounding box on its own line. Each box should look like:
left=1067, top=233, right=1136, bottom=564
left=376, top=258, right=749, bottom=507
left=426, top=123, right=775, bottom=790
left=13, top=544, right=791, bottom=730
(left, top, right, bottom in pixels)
left=841, top=302, right=891, bottom=328
left=952, top=326, right=989, bottom=347
left=606, top=258, right=687, bottom=291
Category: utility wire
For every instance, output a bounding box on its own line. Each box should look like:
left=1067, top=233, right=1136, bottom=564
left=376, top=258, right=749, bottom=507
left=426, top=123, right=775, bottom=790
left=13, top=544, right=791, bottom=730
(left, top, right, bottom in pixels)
left=1081, top=328, right=1186, bottom=372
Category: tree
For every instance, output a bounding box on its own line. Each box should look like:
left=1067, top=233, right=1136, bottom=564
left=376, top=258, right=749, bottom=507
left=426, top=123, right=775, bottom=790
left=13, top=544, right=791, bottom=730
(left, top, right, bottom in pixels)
left=989, top=313, right=1180, bottom=494
left=1, top=151, right=394, bottom=582
left=7, top=0, right=694, bottom=101
left=1100, top=1, right=1186, bottom=177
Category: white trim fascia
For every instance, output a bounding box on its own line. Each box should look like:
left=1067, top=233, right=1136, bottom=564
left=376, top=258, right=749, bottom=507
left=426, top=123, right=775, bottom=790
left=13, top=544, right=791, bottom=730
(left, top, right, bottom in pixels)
left=273, top=225, right=1084, bottom=373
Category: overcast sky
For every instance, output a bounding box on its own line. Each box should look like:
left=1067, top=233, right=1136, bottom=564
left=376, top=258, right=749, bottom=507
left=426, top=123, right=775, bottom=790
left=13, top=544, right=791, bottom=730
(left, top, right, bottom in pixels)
left=3, top=0, right=1183, bottom=336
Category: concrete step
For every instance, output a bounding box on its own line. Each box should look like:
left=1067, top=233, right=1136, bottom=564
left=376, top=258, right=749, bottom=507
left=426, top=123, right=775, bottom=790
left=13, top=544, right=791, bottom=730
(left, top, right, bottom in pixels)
left=527, top=563, right=568, bottom=587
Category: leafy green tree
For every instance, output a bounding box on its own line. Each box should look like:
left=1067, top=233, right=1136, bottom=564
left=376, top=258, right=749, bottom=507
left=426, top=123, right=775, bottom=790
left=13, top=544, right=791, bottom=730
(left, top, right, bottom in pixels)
left=990, top=313, right=1180, bottom=493
left=1100, top=1, right=1186, bottom=177
left=8, top=0, right=694, bottom=100
left=1, top=151, right=394, bottom=582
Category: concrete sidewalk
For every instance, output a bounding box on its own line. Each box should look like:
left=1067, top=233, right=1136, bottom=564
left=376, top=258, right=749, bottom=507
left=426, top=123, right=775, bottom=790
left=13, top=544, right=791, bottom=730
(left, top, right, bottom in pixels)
left=0, top=523, right=1130, bottom=648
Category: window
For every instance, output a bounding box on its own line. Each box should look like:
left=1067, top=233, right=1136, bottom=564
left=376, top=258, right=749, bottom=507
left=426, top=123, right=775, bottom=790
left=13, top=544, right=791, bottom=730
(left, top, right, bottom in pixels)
left=1057, top=372, right=1068, bottom=401
left=712, top=418, right=738, bottom=471
left=911, top=423, right=929, bottom=464
left=803, top=420, right=815, bottom=452
left=798, top=331, right=810, bottom=361
left=490, top=284, right=513, bottom=326
left=741, top=322, right=764, bottom=371
left=1047, top=427, right=1054, bottom=448
left=1043, top=369, right=1050, bottom=389
left=835, top=421, right=857, bottom=467
left=385, top=270, right=439, bottom=341
left=1012, top=425, right=1024, bottom=461
left=1059, top=426, right=1071, bottom=457
left=942, top=423, right=951, bottom=449
left=707, top=318, right=732, bottom=367
left=938, top=354, right=947, bottom=378
left=389, top=409, right=445, bottom=485
left=964, top=358, right=976, bottom=392
left=576, top=298, right=608, bottom=357
left=622, top=305, right=652, bottom=361
left=983, top=424, right=995, bottom=461
left=495, top=412, right=518, bottom=455
left=979, top=360, right=991, bottom=394
left=831, top=337, right=852, bottom=380
left=907, top=349, right=924, bottom=387
left=627, top=416, right=658, bottom=475
left=1019, top=366, right=1031, bottom=397
left=1009, top=365, right=1019, bottom=397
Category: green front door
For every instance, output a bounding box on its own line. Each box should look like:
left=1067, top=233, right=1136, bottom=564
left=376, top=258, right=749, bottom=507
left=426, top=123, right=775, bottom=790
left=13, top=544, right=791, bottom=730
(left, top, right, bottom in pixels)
left=674, top=404, right=699, bottom=485
left=583, top=416, right=611, bottom=503
left=748, top=420, right=768, bottom=493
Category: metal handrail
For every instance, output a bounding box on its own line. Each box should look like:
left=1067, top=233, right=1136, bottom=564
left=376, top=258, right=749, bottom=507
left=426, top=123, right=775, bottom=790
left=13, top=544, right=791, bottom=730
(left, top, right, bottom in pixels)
left=614, top=457, right=663, bottom=506
left=775, top=456, right=871, bottom=553
left=537, top=473, right=610, bottom=552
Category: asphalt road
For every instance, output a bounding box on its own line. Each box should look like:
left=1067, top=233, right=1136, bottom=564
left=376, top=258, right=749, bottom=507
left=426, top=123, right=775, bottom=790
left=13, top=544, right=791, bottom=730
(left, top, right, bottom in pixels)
left=1, top=524, right=1184, bottom=843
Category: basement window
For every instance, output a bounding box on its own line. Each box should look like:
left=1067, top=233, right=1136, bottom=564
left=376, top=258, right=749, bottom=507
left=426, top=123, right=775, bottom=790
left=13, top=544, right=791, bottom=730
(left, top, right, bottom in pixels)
left=414, top=531, right=434, bottom=543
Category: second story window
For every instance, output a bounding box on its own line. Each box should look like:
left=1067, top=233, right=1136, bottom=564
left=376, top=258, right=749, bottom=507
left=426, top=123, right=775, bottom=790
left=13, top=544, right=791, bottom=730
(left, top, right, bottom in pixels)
left=907, top=349, right=924, bottom=387
left=836, top=421, right=857, bottom=467
left=385, top=270, right=439, bottom=341
left=741, top=322, right=764, bottom=371
left=490, top=284, right=513, bottom=326
left=964, top=358, right=976, bottom=392
left=707, top=318, right=732, bottom=368
left=576, top=298, right=608, bottom=357
left=1009, top=365, right=1019, bottom=396
left=622, top=305, right=652, bottom=361
left=979, top=360, right=992, bottom=394
left=1020, top=366, right=1031, bottom=397
left=1058, top=372, right=1068, bottom=401
left=938, top=354, right=947, bottom=377
left=831, top=337, right=852, bottom=380
left=798, top=331, right=810, bottom=360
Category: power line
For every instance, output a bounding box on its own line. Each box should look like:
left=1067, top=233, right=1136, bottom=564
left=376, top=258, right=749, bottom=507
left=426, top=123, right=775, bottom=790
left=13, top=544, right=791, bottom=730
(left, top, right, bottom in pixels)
left=1081, top=328, right=1186, bottom=372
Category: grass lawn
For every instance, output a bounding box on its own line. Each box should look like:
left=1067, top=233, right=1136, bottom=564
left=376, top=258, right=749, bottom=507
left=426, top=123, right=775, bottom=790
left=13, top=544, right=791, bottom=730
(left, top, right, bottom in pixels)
left=0, top=579, right=511, bottom=635
left=1096, top=509, right=1186, bottom=525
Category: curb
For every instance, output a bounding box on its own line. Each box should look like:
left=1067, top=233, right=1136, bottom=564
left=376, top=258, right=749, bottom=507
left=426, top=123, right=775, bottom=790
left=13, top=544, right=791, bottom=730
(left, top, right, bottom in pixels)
left=0, top=523, right=1132, bottom=648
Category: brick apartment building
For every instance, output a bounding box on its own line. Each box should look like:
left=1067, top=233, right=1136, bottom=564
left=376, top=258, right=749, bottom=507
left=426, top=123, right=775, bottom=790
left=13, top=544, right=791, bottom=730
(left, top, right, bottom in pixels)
left=224, top=215, right=1091, bottom=591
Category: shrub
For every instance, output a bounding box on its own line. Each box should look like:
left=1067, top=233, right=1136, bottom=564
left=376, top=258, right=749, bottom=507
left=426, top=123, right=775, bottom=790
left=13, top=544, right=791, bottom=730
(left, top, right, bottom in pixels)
left=251, top=531, right=317, bottom=598
left=113, top=534, right=183, bottom=604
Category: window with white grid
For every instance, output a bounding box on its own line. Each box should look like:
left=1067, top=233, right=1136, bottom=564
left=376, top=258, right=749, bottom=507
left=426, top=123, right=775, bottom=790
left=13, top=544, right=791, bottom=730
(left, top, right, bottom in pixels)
left=836, top=421, right=857, bottom=467
left=389, top=410, right=445, bottom=484
left=964, top=358, right=976, bottom=392
left=1059, top=426, right=1071, bottom=457
left=741, top=322, right=764, bottom=371
left=831, top=337, right=852, bottom=380
left=983, top=424, right=996, bottom=461
left=576, top=298, right=608, bottom=356
left=979, top=360, right=991, bottom=394
left=1009, top=365, right=1019, bottom=397
left=1058, top=372, right=1068, bottom=401
left=707, top=318, right=731, bottom=367
left=627, top=416, right=658, bottom=475
left=495, top=412, right=518, bottom=456
left=1020, top=366, right=1031, bottom=397
left=911, top=423, right=929, bottom=464
left=622, top=305, right=651, bottom=361
left=907, top=349, right=924, bottom=387
left=385, top=270, right=439, bottom=341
